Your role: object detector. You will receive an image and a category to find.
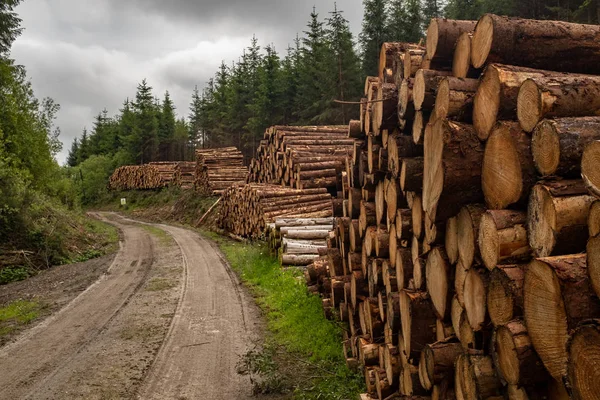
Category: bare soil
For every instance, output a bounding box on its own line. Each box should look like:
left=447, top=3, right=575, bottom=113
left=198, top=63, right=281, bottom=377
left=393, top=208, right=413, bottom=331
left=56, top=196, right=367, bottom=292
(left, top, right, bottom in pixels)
left=0, top=213, right=269, bottom=399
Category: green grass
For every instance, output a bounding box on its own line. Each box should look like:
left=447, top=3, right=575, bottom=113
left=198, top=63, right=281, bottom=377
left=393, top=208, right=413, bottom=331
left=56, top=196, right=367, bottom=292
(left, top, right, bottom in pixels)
left=141, top=225, right=172, bottom=245
left=0, top=300, right=42, bottom=336
left=213, top=237, right=364, bottom=399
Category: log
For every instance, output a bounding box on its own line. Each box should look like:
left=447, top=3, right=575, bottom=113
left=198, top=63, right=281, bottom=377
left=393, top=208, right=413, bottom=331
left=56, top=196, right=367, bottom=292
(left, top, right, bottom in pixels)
left=493, top=319, right=550, bottom=387
left=423, top=119, right=484, bottom=223
left=582, top=140, right=600, bottom=198
left=528, top=180, right=595, bottom=257
left=426, top=247, right=451, bottom=319
left=413, top=69, right=452, bottom=111
left=587, top=236, right=600, bottom=299
left=478, top=210, right=530, bottom=270
left=487, top=264, right=526, bottom=327
left=374, top=83, right=400, bottom=133
left=387, top=134, right=424, bottom=178
left=399, top=78, right=416, bottom=120
left=445, top=217, right=459, bottom=265
left=532, top=117, right=600, bottom=177
left=518, top=75, right=600, bottom=133
left=349, top=120, right=362, bottom=138
left=404, top=48, right=427, bottom=78
left=457, top=354, right=502, bottom=399
left=280, top=254, right=319, bottom=266
left=457, top=204, right=486, bottom=269
left=400, top=158, right=424, bottom=194
left=473, top=63, right=567, bottom=140
left=400, top=363, right=428, bottom=397
left=396, top=209, right=413, bottom=240
left=419, top=338, right=463, bottom=391
left=470, top=14, right=600, bottom=74
left=426, top=18, right=477, bottom=69
left=567, top=320, right=600, bottom=400
left=452, top=32, right=476, bottom=79
left=433, top=77, right=478, bottom=122
left=396, top=247, right=413, bottom=290
left=463, top=267, right=489, bottom=331
left=482, top=122, right=537, bottom=210
left=524, top=254, right=600, bottom=380
left=590, top=200, right=600, bottom=237
left=400, top=290, right=438, bottom=357
left=412, top=111, right=429, bottom=146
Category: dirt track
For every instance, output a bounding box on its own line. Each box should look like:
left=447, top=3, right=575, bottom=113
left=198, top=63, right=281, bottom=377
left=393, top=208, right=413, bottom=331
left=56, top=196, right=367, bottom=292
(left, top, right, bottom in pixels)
left=0, top=213, right=261, bottom=399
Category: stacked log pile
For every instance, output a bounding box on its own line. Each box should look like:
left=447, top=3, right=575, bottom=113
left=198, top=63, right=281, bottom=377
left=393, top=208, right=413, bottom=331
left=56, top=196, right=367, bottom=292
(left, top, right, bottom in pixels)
left=195, top=147, right=249, bottom=195
left=266, top=217, right=334, bottom=266
left=178, top=161, right=196, bottom=189
left=217, top=184, right=333, bottom=239
left=247, top=125, right=352, bottom=193
left=109, top=164, right=167, bottom=190
left=148, top=162, right=182, bottom=186
left=304, top=15, right=600, bottom=400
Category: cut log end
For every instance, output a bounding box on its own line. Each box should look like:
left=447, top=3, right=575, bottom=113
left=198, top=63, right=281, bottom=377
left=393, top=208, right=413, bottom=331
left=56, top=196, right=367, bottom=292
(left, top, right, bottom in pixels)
left=464, top=268, right=487, bottom=331
left=473, top=64, right=501, bottom=140
left=482, top=123, right=525, bottom=210
left=531, top=119, right=561, bottom=176
left=452, top=32, right=471, bottom=79
left=426, top=248, right=450, bottom=319
left=568, top=321, right=600, bottom=400
left=426, top=19, right=439, bottom=61
left=517, top=79, right=543, bottom=133
left=445, top=216, right=459, bottom=265
left=587, top=236, right=600, bottom=299
left=478, top=212, right=500, bottom=270
left=582, top=141, right=600, bottom=198
left=471, top=14, right=494, bottom=69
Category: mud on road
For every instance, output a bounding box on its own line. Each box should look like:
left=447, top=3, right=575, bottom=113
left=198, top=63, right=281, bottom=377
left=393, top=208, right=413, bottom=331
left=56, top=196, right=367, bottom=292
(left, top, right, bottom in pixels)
left=0, top=213, right=263, bottom=399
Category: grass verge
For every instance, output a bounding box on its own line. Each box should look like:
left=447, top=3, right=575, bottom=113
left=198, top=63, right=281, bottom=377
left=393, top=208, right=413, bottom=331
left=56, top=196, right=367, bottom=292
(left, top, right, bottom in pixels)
left=207, top=233, right=364, bottom=399
left=0, top=300, right=42, bottom=337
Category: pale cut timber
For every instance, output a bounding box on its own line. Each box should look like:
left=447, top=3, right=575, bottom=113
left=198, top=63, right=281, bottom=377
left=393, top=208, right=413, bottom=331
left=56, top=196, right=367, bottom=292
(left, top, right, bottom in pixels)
left=487, top=264, right=526, bottom=327
left=451, top=296, right=464, bottom=342
left=404, top=48, right=427, bottom=79
left=471, top=14, right=600, bottom=74
left=527, top=180, right=595, bottom=257
left=463, top=267, right=489, bottom=331
left=587, top=236, right=600, bottom=299
left=473, top=63, right=568, bottom=140
left=518, top=75, right=600, bottom=133
left=524, top=254, right=600, bottom=380
left=413, top=69, right=452, bottom=111
left=457, top=204, right=486, bottom=269
left=426, top=18, right=477, bottom=69
left=478, top=210, right=530, bottom=271
left=567, top=320, right=600, bottom=400
left=399, top=78, right=416, bottom=120
left=423, top=119, right=484, bottom=223
left=590, top=201, right=600, bottom=237
left=459, top=354, right=502, bottom=400
left=412, top=111, right=428, bottom=146
left=582, top=141, right=600, bottom=198
left=387, top=133, right=424, bottom=178
left=493, top=319, right=549, bottom=387
left=412, top=194, right=424, bottom=240
left=396, top=247, right=413, bottom=290
left=482, top=122, right=536, bottom=209
left=374, top=82, right=399, bottom=134
left=445, top=216, right=459, bottom=265
left=532, top=117, right=600, bottom=178
left=280, top=254, right=319, bottom=266
left=434, top=77, right=478, bottom=121
left=455, top=260, right=468, bottom=307
left=452, top=32, right=475, bottom=78
left=425, top=247, right=451, bottom=319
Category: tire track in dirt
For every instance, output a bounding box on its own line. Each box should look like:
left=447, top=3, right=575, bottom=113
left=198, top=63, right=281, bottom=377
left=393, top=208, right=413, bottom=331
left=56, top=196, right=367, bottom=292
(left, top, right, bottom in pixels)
left=0, top=214, right=156, bottom=399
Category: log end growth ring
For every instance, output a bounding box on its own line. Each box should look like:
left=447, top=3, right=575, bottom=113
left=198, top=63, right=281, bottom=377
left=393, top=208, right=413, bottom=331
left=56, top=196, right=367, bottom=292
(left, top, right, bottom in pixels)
left=527, top=185, right=556, bottom=258
left=487, top=269, right=515, bottom=326
left=568, top=322, right=600, bottom=400
left=524, top=260, right=568, bottom=380
left=517, top=79, right=543, bottom=133
left=471, top=14, right=494, bottom=69
left=582, top=141, right=600, bottom=198
left=413, top=69, right=426, bottom=111
left=478, top=212, right=499, bottom=270
left=531, top=120, right=560, bottom=176
left=482, top=123, right=524, bottom=210
left=494, top=325, right=521, bottom=385
left=434, top=79, right=450, bottom=120
left=426, top=19, right=439, bottom=61
left=426, top=248, right=449, bottom=319
left=473, top=65, right=501, bottom=140
left=464, top=268, right=487, bottom=331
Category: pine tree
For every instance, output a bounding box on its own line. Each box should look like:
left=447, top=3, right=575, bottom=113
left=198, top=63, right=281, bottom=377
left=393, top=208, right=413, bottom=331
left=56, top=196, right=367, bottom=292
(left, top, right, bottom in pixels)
left=279, top=37, right=301, bottom=125
left=79, top=127, right=90, bottom=162
left=444, top=0, right=481, bottom=19
left=404, top=0, right=423, bottom=43
left=295, top=7, right=330, bottom=123
left=188, top=86, right=203, bottom=150
left=0, top=0, right=23, bottom=56
left=173, top=117, right=189, bottom=160
left=133, top=79, right=159, bottom=163
left=387, top=0, right=409, bottom=40
left=158, top=91, right=176, bottom=160
left=359, top=0, right=388, bottom=77
left=422, top=0, right=444, bottom=31
left=326, top=3, right=362, bottom=124
left=66, top=138, right=80, bottom=167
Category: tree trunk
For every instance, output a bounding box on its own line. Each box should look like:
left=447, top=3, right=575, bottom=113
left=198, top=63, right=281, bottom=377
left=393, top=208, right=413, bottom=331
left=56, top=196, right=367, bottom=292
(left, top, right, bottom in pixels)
left=528, top=180, right=595, bottom=257
left=471, top=14, right=600, bottom=74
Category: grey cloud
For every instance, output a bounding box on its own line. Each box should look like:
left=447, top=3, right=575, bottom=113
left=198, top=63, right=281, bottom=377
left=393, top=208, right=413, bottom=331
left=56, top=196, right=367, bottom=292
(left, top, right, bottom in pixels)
left=12, top=0, right=363, bottom=164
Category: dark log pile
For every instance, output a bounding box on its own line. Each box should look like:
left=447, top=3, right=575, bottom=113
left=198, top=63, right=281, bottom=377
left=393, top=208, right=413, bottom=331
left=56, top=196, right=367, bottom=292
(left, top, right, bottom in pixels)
left=109, top=164, right=167, bottom=190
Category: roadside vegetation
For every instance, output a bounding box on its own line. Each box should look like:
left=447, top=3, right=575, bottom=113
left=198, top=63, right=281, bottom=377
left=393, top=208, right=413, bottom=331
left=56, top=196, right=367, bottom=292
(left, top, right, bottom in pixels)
left=207, top=234, right=365, bottom=399
left=0, top=300, right=43, bottom=337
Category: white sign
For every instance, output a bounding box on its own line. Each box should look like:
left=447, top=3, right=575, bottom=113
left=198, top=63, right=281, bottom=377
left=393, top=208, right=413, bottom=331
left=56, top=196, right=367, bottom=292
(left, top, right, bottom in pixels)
left=121, top=198, right=127, bottom=206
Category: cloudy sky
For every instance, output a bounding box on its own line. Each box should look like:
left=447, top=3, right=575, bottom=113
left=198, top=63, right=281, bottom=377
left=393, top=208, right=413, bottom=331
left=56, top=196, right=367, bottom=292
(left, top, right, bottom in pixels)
left=11, top=0, right=364, bottom=164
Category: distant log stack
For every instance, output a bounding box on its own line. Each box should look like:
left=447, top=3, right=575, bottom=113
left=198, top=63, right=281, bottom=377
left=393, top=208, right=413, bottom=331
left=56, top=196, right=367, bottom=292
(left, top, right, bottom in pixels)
left=217, top=184, right=333, bottom=239
left=109, top=164, right=167, bottom=190
left=299, top=14, right=600, bottom=400
left=194, top=147, right=249, bottom=195
left=148, top=162, right=182, bottom=186
left=177, top=161, right=196, bottom=189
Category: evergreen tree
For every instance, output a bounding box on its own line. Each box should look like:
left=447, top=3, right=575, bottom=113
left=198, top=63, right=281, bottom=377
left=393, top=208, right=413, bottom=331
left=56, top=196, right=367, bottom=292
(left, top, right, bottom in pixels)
left=158, top=90, right=176, bottom=160
left=133, top=79, right=159, bottom=163
left=279, top=38, right=301, bottom=125
left=173, top=117, right=189, bottom=161
left=387, top=0, right=409, bottom=40
left=359, top=0, right=388, bottom=77
left=118, top=99, right=138, bottom=164
left=66, top=138, right=79, bottom=167
left=79, top=127, right=90, bottom=162
left=0, top=0, right=23, bottom=56
left=188, top=86, right=202, bottom=150
left=444, top=0, right=481, bottom=19
left=422, top=0, right=444, bottom=31
left=326, top=4, right=362, bottom=124
left=404, top=0, right=424, bottom=43
left=295, top=7, right=330, bottom=123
